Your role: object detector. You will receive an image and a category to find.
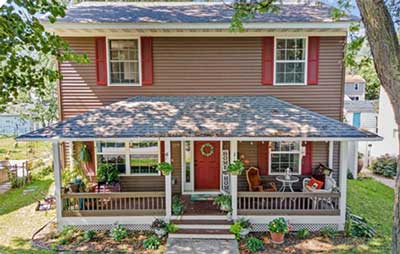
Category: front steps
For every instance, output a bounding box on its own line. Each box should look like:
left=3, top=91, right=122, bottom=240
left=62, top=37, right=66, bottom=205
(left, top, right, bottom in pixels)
left=169, top=219, right=235, bottom=239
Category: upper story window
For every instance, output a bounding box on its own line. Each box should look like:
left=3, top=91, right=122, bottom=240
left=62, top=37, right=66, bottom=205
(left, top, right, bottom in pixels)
left=109, top=39, right=140, bottom=85
left=275, top=38, right=306, bottom=85
left=269, top=141, right=301, bottom=175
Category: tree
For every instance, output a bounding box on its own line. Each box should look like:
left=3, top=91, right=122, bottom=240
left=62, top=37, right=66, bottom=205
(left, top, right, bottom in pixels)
left=231, top=0, right=400, bottom=252
left=0, top=0, right=87, bottom=111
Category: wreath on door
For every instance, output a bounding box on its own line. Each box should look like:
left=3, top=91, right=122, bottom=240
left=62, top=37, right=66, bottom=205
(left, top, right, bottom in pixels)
left=200, top=143, right=215, bottom=157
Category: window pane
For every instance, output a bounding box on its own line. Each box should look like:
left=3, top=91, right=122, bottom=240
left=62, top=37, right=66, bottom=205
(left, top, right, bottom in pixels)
left=276, top=49, right=286, bottom=60
left=129, top=141, right=159, bottom=174
left=96, top=142, right=125, bottom=153
left=277, top=39, right=286, bottom=49
left=97, top=154, right=126, bottom=174
left=184, top=141, right=191, bottom=183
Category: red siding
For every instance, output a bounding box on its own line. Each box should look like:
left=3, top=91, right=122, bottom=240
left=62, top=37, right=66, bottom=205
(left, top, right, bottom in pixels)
left=95, top=37, right=107, bottom=86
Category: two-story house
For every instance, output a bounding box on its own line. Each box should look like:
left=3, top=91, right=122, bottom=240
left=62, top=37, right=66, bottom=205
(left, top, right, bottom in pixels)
left=344, top=74, right=366, bottom=101
left=18, top=2, right=380, bottom=237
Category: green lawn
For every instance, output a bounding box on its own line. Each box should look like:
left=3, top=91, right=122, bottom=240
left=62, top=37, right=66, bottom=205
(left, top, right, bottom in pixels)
left=344, top=177, right=394, bottom=254
left=0, top=136, right=51, bottom=161
left=0, top=175, right=55, bottom=254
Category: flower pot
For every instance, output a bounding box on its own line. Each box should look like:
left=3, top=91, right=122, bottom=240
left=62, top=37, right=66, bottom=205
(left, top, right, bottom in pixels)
left=154, top=228, right=166, bottom=237
left=270, top=232, right=285, bottom=244
left=240, top=228, right=250, bottom=237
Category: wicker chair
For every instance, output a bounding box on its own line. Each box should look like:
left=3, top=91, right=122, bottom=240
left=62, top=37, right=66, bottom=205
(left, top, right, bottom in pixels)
left=246, top=167, right=277, bottom=192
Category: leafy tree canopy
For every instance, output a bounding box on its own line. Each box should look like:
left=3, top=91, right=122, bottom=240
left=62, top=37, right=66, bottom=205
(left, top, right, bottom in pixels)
left=0, top=0, right=88, bottom=111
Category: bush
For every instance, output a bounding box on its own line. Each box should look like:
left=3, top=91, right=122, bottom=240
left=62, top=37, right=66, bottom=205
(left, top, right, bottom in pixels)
left=143, top=236, right=161, bottom=250
left=229, top=222, right=243, bottom=240
left=346, top=210, right=376, bottom=238
left=370, top=154, right=397, bottom=177
left=97, top=164, right=119, bottom=184
left=296, top=228, right=310, bottom=239
left=246, top=237, right=264, bottom=253
left=58, top=226, right=81, bottom=245
left=83, top=230, right=96, bottom=241
left=320, top=227, right=338, bottom=238
left=165, top=223, right=178, bottom=233
left=110, top=224, right=128, bottom=242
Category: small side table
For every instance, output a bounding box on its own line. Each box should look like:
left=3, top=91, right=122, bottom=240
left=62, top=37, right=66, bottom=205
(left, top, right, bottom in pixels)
left=276, top=175, right=299, bottom=192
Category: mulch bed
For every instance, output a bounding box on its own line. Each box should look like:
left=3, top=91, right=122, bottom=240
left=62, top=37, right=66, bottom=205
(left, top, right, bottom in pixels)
left=239, top=232, right=366, bottom=254
left=32, top=222, right=166, bottom=253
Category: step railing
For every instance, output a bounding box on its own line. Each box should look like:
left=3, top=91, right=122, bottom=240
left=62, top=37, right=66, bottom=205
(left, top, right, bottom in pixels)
left=237, top=191, right=340, bottom=216
left=61, top=192, right=166, bottom=217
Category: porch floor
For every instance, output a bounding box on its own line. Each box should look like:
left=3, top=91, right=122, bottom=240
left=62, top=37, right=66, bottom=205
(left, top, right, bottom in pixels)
left=182, top=195, right=222, bottom=215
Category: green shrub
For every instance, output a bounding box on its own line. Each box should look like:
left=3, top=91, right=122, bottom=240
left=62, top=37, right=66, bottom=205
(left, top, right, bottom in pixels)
left=370, top=154, right=397, bottom=177
left=110, top=224, right=128, bottom=242
left=83, top=230, right=96, bottom=241
left=58, top=226, right=81, bottom=245
left=97, top=164, right=119, bottom=183
left=346, top=211, right=376, bottom=238
left=227, top=160, right=244, bottom=175
left=165, top=223, right=178, bottom=233
left=229, top=222, right=243, bottom=240
left=268, top=217, right=289, bottom=234
left=320, top=227, right=338, bottom=238
left=237, top=217, right=251, bottom=229
left=172, top=195, right=185, bottom=215
left=143, top=236, right=161, bottom=250
left=246, top=237, right=264, bottom=253
left=296, top=228, right=310, bottom=239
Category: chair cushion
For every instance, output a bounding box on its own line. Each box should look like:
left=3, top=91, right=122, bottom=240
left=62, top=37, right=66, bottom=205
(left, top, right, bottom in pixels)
left=306, top=177, right=324, bottom=190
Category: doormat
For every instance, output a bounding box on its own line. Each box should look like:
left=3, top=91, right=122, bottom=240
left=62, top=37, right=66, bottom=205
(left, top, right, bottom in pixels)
left=190, top=194, right=216, bottom=201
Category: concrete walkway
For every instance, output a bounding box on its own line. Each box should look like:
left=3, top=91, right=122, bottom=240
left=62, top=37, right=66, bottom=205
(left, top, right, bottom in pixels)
left=363, top=170, right=395, bottom=189
left=0, top=182, right=11, bottom=194
left=166, top=239, right=239, bottom=254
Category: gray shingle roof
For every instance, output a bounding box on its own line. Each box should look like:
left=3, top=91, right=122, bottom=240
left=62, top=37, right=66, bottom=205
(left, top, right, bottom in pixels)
left=18, top=96, right=378, bottom=141
left=344, top=100, right=379, bottom=113
left=47, top=2, right=357, bottom=24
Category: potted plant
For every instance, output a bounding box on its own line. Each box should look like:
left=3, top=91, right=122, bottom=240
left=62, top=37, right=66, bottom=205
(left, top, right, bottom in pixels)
left=172, top=195, right=185, bottom=215
left=268, top=217, right=289, bottom=244
left=213, top=194, right=231, bottom=212
left=97, top=164, right=119, bottom=184
left=227, top=160, right=244, bottom=175
left=238, top=217, right=252, bottom=237
left=151, top=218, right=167, bottom=237
left=156, top=162, right=173, bottom=175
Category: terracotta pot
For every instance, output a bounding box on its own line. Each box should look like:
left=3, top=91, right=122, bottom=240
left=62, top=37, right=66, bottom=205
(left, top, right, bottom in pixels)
left=270, top=232, right=285, bottom=244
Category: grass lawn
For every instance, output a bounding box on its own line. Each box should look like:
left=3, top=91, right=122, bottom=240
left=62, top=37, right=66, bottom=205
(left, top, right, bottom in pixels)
left=0, top=175, right=55, bottom=254
left=0, top=136, right=51, bottom=161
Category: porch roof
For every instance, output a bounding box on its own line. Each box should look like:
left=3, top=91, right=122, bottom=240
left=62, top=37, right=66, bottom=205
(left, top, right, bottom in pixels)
left=17, top=96, right=380, bottom=141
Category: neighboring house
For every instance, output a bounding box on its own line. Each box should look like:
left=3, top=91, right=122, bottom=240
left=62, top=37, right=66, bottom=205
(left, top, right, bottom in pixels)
left=344, top=100, right=378, bottom=174
left=344, top=75, right=366, bottom=101
left=371, top=87, right=399, bottom=157
left=18, top=2, right=380, bottom=236
left=0, top=114, right=38, bottom=136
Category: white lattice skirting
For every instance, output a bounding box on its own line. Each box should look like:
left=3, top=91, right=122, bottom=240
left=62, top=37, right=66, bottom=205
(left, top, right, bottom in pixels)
left=251, top=223, right=339, bottom=232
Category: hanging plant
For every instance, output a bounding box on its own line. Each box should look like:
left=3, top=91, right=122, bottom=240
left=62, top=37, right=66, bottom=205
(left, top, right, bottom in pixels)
left=156, top=162, right=173, bottom=175
left=200, top=143, right=214, bottom=157
left=79, top=144, right=91, bottom=163
left=227, top=160, right=244, bottom=175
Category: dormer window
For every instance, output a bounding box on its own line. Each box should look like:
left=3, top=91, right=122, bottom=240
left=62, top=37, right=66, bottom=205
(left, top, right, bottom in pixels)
left=108, top=39, right=140, bottom=85
left=275, top=38, right=306, bottom=85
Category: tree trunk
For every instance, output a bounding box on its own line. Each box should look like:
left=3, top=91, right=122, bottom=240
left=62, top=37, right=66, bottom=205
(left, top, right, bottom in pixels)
left=355, top=1, right=400, bottom=253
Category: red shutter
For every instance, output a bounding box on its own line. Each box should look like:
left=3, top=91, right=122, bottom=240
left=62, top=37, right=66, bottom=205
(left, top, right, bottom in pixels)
left=257, top=141, right=269, bottom=175
left=307, top=37, right=320, bottom=85
left=261, top=37, right=274, bottom=85
left=301, top=142, right=313, bottom=175
left=160, top=141, right=165, bottom=162
left=95, top=37, right=107, bottom=86
left=141, top=37, right=153, bottom=85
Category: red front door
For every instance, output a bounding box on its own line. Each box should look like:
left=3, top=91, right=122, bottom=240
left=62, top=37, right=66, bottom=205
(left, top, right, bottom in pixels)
left=194, top=141, right=220, bottom=190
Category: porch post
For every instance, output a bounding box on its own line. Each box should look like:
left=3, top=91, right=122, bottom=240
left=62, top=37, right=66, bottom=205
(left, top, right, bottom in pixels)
left=52, top=142, right=63, bottom=230
left=164, top=140, right=172, bottom=221
left=230, top=140, right=238, bottom=220
left=339, top=141, right=348, bottom=231
left=328, top=141, right=334, bottom=169
left=68, top=141, right=74, bottom=171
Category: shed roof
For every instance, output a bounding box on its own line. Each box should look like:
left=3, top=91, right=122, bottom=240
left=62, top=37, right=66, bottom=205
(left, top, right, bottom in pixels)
left=44, top=2, right=357, bottom=24
left=345, top=75, right=366, bottom=83
left=17, top=96, right=379, bottom=141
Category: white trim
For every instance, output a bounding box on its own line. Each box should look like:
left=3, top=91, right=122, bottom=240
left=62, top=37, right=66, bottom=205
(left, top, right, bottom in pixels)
left=59, top=216, right=159, bottom=228
left=181, top=140, right=194, bottom=193
left=328, top=141, right=334, bottom=169
left=274, top=37, right=308, bottom=86
left=52, top=142, right=63, bottom=230
left=164, top=140, right=172, bottom=220
left=43, top=22, right=353, bottom=30
left=338, top=141, right=348, bottom=230
left=18, top=136, right=383, bottom=142
left=230, top=140, right=238, bottom=220
left=106, top=37, right=142, bottom=86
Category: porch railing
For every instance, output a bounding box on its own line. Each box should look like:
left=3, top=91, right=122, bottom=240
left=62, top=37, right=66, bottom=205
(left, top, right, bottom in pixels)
left=61, top=192, right=166, bottom=217
left=237, top=192, right=340, bottom=216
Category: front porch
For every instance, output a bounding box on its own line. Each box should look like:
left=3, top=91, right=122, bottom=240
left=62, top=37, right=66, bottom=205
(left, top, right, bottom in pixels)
left=17, top=96, right=380, bottom=230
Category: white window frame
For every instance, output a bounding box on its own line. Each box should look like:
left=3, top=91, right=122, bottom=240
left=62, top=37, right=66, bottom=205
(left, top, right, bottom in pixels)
left=95, top=140, right=161, bottom=176
left=106, top=37, right=142, bottom=86
left=268, top=141, right=302, bottom=175
left=181, top=140, right=194, bottom=193
left=274, top=37, right=308, bottom=86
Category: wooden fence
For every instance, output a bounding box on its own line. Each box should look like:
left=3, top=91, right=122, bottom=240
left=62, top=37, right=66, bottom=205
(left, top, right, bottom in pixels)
left=61, top=192, right=166, bottom=217
left=238, top=192, right=340, bottom=216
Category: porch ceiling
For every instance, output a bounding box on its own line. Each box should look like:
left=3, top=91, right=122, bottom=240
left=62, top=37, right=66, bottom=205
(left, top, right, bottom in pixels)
left=17, top=96, right=380, bottom=141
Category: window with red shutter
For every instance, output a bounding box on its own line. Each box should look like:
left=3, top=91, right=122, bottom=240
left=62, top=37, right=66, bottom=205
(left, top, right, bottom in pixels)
left=141, top=37, right=153, bottom=86
left=307, top=37, right=320, bottom=85
left=261, top=37, right=274, bottom=85
left=95, top=37, right=107, bottom=86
